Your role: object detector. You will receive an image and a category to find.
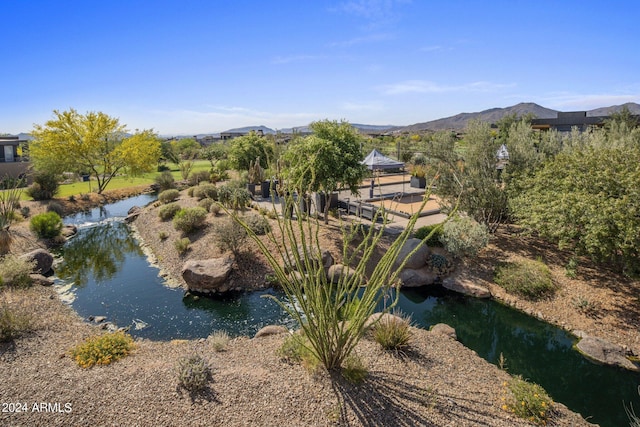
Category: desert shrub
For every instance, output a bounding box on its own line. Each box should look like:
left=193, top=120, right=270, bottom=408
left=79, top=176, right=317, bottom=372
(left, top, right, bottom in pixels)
left=192, top=183, right=218, bottom=201
left=440, top=215, right=489, bottom=258
left=158, top=231, right=169, bottom=240
left=414, top=224, right=444, bottom=247
left=154, top=170, right=175, bottom=191
left=174, top=237, right=191, bottom=255
left=0, top=183, right=22, bottom=254
left=494, top=258, right=555, bottom=300
left=187, top=170, right=211, bottom=186
left=158, top=202, right=181, bottom=221
left=218, top=183, right=250, bottom=211
left=209, top=203, right=220, bottom=216
left=157, top=164, right=170, bottom=172
left=278, top=333, right=320, bottom=373
left=231, top=187, right=433, bottom=371
left=158, top=189, right=180, bottom=204
left=502, top=376, right=553, bottom=425
left=46, top=201, right=65, bottom=217
left=187, top=186, right=196, bottom=197
left=211, top=218, right=247, bottom=256
left=173, top=207, right=208, bottom=234
left=371, top=312, right=412, bottom=351
left=426, top=253, right=455, bottom=277
left=0, top=255, right=35, bottom=288
left=208, top=330, right=230, bottom=352
left=20, top=206, right=30, bottom=218
left=70, top=331, right=135, bottom=368
left=565, top=257, right=578, bottom=278
left=198, top=197, right=215, bottom=212
left=243, top=213, right=270, bottom=235
left=176, top=354, right=212, bottom=393
left=30, top=211, right=63, bottom=239
left=341, top=354, right=368, bottom=384
left=25, top=172, right=59, bottom=201
left=0, top=300, right=32, bottom=342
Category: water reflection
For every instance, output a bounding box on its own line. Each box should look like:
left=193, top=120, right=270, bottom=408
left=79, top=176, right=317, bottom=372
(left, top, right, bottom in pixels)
left=57, top=221, right=142, bottom=287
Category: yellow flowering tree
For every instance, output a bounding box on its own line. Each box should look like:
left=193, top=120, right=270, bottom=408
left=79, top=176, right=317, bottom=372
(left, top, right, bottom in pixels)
left=30, top=109, right=161, bottom=194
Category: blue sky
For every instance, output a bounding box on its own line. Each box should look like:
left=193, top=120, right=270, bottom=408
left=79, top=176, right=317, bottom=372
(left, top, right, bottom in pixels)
left=2, top=0, right=638, bottom=135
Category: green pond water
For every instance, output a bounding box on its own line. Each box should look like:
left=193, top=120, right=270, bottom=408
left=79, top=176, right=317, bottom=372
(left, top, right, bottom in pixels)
left=53, top=195, right=640, bottom=427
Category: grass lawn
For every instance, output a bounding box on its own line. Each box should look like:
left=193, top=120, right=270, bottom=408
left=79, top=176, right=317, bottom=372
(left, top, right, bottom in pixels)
left=14, top=160, right=214, bottom=201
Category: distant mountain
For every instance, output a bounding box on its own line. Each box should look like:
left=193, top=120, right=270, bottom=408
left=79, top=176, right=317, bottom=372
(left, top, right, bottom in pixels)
left=390, top=102, right=640, bottom=133
left=392, top=103, right=559, bottom=133
left=586, top=102, right=640, bottom=116
left=222, top=125, right=276, bottom=134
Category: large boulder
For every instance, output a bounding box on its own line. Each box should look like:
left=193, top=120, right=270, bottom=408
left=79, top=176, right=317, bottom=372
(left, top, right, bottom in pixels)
left=394, top=238, right=430, bottom=270
left=575, top=333, right=639, bottom=372
left=430, top=323, right=457, bottom=340
left=398, top=267, right=438, bottom=288
left=254, top=325, right=289, bottom=338
left=181, top=257, right=234, bottom=293
left=327, top=264, right=366, bottom=286
left=284, top=245, right=334, bottom=273
left=20, top=249, right=54, bottom=274
left=442, top=272, right=491, bottom=298
left=364, top=312, right=408, bottom=331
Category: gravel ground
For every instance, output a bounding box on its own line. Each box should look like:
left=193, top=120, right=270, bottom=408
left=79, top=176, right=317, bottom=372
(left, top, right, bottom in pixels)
left=1, top=286, right=592, bottom=427
left=4, top=185, right=632, bottom=426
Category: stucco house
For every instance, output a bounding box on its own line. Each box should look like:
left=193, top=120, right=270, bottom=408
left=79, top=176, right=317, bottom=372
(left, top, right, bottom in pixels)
left=0, top=136, right=30, bottom=182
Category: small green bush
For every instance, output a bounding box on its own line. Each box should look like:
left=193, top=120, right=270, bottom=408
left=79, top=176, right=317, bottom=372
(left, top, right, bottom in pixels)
left=158, top=189, right=180, bottom=204
left=243, top=213, right=270, bottom=235
left=341, top=354, right=368, bottom=384
left=46, top=201, right=65, bottom=216
left=173, top=207, right=208, bottom=234
left=440, top=215, right=489, bottom=258
left=70, top=331, right=135, bottom=368
left=187, top=170, right=211, bottom=186
left=176, top=354, right=212, bottom=393
left=209, top=203, right=221, bottom=216
left=0, top=255, right=35, bottom=288
left=426, top=253, right=455, bottom=277
left=414, top=224, right=444, bottom=247
left=218, top=183, right=250, bottom=211
left=198, top=198, right=215, bottom=212
left=494, top=258, right=555, bottom=300
left=192, top=183, right=218, bottom=201
left=26, top=172, right=59, bottom=201
left=371, top=312, right=412, bottom=351
left=209, top=330, right=230, bottom=352
left=278, top=333, right=319, bottom=373
left=158, top=202, right=181, bottom=221
left=174, top=237, right=191, bottom=255
left=30, top=211, right=63, bottom=239
left=211, top=218, right=247, bottom=256
left=502, top=376, right=553, bottom=425
left=158, top=231, right=169, bottom=240
left=155, top=170, right=176, bottom=191
left=187, top=186, right=196, bottom=197
left=0, top=302, right=32, bottom=342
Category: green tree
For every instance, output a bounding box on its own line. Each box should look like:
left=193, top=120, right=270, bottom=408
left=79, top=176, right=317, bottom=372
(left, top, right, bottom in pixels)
left=202, top=143, right=229, bottom=167
left=282, top=120, right=367, bottom=224
left=30, top=109, right=161, bottom=194
left=511, top=143, right=640, bottom=275
left=228, top=131, right=272, bottom=172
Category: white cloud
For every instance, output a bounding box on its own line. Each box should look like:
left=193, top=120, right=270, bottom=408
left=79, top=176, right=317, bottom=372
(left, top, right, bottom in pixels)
left=378, top=80, right=515, bottom=95
left=538, top=93, right=640, bottom=110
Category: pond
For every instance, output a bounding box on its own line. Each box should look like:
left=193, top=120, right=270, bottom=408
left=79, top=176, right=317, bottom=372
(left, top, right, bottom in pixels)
left=52, top=194, right=639, bottom=427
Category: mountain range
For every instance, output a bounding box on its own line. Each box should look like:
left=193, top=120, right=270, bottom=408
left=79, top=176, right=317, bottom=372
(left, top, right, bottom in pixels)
left=12, top=102, right=640, bottom=139
left=203, top=102, right=639, bottom=136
